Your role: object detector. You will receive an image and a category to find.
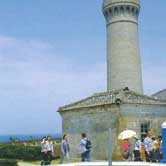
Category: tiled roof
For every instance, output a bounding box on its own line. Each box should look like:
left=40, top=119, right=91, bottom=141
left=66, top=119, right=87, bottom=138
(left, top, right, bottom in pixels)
left=152, top=89, right=166, bottom=100
left=58, top=88, right=166, bottom=112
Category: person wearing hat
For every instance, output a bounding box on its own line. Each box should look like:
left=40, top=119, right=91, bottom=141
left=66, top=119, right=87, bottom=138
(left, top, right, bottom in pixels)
left=133, top=135, right=142, bottom=161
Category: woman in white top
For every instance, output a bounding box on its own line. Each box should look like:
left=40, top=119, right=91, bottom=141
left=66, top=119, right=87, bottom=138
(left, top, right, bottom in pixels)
left=41, top=137, right=48, bottom=166
left=46, top=136, right=54, bottom=165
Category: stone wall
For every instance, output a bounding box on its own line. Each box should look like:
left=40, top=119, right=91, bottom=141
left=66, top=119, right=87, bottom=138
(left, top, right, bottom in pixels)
left=120, top=104, right=166, bottom=136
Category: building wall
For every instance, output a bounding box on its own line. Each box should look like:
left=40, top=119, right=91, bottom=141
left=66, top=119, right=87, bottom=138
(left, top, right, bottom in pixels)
left=120, top=104, right=166, bottom=137
left=60, top=105, right=120, bottom=160
left=60, top=103, right=166, bottom=160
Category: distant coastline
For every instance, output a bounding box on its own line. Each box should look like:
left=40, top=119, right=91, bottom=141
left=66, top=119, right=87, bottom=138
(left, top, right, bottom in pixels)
left=0, top=133, right=62, bottom=143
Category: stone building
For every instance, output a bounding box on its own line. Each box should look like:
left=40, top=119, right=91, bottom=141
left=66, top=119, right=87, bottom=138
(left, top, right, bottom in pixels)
left=58, top=0, right=166, bottom=160
left=58, top=89, right=166, bottom=159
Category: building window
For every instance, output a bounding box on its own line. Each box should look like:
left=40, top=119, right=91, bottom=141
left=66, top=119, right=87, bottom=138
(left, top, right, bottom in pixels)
left=141, top=123, right=150, bottom=142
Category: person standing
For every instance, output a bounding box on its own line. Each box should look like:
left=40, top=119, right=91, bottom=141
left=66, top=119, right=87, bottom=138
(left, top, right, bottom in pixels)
left=59, top=134, right=70, bottom=164
left=41, top=137, right=48, bottom=166
left=153, top=136, right=162, bottom=162
left=158, top=136, right=162, bottom=161
left=133, top=135, right=142, bottom=161
left=85, top=136, right=92, bottom=162
left=144, top=130, right=153, bottom=162
left=79, top=133, right=91, bottom=162
left=46, top=136, right=54, bottom=165
left=121, top=139, right=132, bottom=161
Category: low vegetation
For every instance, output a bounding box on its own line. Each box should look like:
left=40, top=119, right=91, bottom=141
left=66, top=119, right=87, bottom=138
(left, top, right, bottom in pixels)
left=0, top=139, right=60, bottom=162
left=0, top=144, right=40, bottom=161
left=0, top=159, right=18, bottom=166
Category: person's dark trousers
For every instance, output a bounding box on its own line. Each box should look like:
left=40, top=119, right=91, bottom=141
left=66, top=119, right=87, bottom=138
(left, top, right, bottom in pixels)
left=47, top=151, right=53, bottom=164
left=153, top=149, right=161, bottom=162
left=81, top=151, right=90, bottom=162
left=41, top=152, right=48, bottom=166
left=145, top=151, right=153, bottom=162
left=86, top=150, right=91, bottom=161
left=81, top=152, right=87, bottom=162
left=134, top=150, right=141, bottom=161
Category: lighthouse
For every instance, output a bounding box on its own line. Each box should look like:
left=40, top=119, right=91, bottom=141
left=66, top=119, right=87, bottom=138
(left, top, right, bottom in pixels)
left=103, top=0, right=143, bottom=93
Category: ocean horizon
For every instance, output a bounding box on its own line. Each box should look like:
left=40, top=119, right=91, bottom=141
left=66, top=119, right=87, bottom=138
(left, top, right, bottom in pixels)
left=0, top=133, right=62, bottom=143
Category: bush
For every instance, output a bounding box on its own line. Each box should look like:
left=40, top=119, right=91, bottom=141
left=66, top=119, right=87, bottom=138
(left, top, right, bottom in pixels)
left=0, top=144, right=41, bottom=161
left=0, top=160, right=18, bottom=166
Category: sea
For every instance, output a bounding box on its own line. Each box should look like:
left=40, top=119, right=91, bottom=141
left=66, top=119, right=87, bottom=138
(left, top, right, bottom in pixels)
left=0, top=133, right=62, bottom=143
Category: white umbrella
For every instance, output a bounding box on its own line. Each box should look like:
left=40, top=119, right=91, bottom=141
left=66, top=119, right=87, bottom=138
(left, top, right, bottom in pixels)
left=118, top=129, right=136, bottom=140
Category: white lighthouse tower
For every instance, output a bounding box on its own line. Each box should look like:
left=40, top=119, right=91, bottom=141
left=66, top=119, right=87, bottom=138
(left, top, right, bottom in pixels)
left=103, top=0, right=143, bottom=93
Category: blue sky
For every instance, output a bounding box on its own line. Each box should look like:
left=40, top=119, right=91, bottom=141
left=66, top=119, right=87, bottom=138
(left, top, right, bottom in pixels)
left=0, top=0, right=165, bottom=135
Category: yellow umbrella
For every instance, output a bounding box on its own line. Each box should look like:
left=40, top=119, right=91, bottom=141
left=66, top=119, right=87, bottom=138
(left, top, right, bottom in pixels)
left=118, top=130, right=136, bottom=140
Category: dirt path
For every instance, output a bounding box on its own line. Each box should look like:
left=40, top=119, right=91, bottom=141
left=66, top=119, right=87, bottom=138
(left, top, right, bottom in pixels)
left=18, top=162, right=38, bottom=166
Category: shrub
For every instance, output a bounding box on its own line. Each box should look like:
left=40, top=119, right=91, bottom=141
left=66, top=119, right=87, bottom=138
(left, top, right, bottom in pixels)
left=0, top=143, right=61, bottom=161
left=0, top=144, right=40, bottom=161
left=0, top=160, right=18, bottom=166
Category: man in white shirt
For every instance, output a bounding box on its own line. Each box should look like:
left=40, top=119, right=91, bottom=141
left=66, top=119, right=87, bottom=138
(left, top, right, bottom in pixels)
left=144, top=130, right=153, bottom=162
left=79, top=133, right=91, bottom=162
